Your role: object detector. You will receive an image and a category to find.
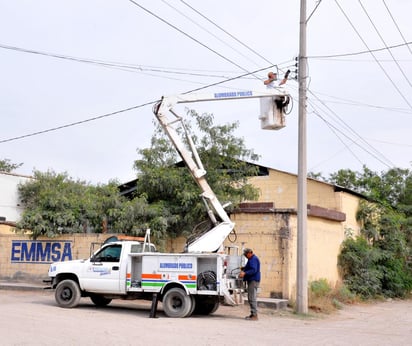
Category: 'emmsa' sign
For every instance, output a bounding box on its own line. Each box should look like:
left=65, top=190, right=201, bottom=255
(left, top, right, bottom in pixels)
left=11, top=240, right=73, bottom=264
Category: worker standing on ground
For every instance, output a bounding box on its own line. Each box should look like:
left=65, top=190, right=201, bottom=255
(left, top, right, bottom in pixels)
left=239, top=248, right=261, bottom=321
left=264, top=70, right=290, bottom=88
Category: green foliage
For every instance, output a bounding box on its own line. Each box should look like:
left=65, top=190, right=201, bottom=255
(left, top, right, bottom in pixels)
left=308, top=279, right=357, bottom=313
left=338, top=237, right=383, bottom=299
left=15, top=170, right=150, bottom=239
left=310, top=278, right=331, bottom=297
left=0, top=159, right=23, bottom=173
left=329, top=165, right=412, bottom=299
left=134, top=110, right=260, bottom=238
left=339, top=210, right=412, bottom=299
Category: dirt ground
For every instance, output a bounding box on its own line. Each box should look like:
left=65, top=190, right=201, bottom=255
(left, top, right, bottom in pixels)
left=0, top=289, right=411, bottom=345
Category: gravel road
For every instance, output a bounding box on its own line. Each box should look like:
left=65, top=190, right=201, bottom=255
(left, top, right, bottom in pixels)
left=0, top=289, right=411, bottom=345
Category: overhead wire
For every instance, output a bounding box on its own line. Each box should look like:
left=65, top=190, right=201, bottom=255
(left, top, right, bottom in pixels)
left=358, top=0, right=412, bottom=89
left=0, top=65, right=277, bottom=144
left=160, top=0, right=263, bottom=71
left=308, top=41, right=412, bottom=59
left=310, top=90, right=412, bottom=115
left=0, top=43, right=256, bottom=80
left=127, top=0, right=258, bottom=79
left=178, top=0, right=275, bottom=67
left=306, top=92, right=394, bottom=168
left=334, top=0, right=412, bottom=110
left=1, top=1, right=402, bottom=172
left=382, top=0, right=412, bottom=56
left=306, top=0, right=323, bottom=24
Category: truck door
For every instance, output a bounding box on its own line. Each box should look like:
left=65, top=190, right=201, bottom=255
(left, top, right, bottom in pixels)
left=81, top=244, right=122, bottom=293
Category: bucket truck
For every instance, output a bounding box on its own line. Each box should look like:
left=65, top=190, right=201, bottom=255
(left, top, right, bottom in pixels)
left=45, top=87, right=290, bottom=318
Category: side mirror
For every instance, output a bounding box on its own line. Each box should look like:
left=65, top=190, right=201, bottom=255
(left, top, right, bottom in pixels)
left=90, top=255, right=101, bottom=263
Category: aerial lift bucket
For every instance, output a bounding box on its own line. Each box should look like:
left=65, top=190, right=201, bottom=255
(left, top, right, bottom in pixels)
left=259, top=95, right=289, bottom=130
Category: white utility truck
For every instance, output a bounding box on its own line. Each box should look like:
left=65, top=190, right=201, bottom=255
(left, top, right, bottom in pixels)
left=46, top=87, right=290, bottom=318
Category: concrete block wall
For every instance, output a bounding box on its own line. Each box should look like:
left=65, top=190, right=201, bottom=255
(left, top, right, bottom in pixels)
left=226, top=212, right=291, bottom=298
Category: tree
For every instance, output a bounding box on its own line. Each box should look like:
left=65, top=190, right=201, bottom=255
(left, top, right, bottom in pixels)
left=328, top=165, right=411, bottom=207
left=335, top=165, right=412, bottom=298
left=15, top=170, right=150, bottom=239
left=0, top=159, right=23, bottom=173
left=134, top=109, right=260, bottom=239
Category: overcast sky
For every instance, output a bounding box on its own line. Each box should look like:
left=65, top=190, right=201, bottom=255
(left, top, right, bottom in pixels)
left=1, top=0, right=411, bottom=184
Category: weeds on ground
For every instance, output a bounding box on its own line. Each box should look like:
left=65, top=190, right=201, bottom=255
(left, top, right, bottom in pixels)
left=308, top=279, right=358, bottom=314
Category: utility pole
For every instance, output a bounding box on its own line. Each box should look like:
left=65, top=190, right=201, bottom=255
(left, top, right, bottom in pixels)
left=296, top=0, right=308, bottom=314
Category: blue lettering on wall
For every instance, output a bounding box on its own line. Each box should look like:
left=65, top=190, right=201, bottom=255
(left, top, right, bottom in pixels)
left=11, top=240, right=73, bottom=264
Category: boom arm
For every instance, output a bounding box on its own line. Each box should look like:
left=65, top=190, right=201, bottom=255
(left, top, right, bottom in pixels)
left=154, top=88, right=290, bottom=252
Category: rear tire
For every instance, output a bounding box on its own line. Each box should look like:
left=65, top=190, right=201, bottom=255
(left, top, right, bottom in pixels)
left=90, top=294, right=112, bottom=307
left=55, top=279, right=81, bottom=308
left=193, top=295, right=219, bottom=315
left=162, top=287, right=192, bottom=318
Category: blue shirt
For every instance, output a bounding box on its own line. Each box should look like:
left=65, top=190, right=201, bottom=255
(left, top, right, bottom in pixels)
left=243, top=254, right=261, bottom=282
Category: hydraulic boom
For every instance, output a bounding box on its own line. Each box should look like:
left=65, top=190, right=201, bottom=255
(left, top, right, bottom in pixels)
left=154, top=88, right=290, bottom=252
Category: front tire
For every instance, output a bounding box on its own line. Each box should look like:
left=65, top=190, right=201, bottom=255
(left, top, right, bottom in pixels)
left=162, top=288, right=192, bottom=318
left=55, top=279, right=81, bottom=308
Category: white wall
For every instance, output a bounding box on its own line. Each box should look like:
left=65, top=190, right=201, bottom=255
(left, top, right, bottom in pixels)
left=0, top=172, right=33, bottom=222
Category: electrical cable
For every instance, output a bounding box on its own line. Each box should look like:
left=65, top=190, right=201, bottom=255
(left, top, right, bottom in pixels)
left=307, top=89, right=395, bottom=168
left=334, top=0, right=412, bottom=109
left=308, top=41, right=412, bottom=59
left=127, top=0, right=258, bottom=78
left=307, top=98, right=392, bottom=168
left=160, top=0, right=263, bottom=71
left=0, top=64, right=278, bottom=144
left=0, top=43, right=256, bottom=80
left=382, top=0, right=412, bottom=56
left=311, top=90, right=412, bottom=115
left=358, top=0, right=412, bottom=89
left=306, top=0, right=323, bottom=24
left=0, top=102, right=155, bottom=144
left=1, top=3, right=402, bottom=172
left=179, top=0, right=275, bottom=67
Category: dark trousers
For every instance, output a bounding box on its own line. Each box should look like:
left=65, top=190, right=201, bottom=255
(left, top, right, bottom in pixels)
left=247, top=280, right=259, bottom=315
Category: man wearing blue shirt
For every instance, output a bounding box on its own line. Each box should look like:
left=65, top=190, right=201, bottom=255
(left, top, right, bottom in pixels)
left=239, top=248, right=261, bottom=321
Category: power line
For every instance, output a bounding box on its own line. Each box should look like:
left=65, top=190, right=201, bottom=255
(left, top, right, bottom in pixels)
left=382, top=0, right=412, bottom=56
left=358, top=0, right=412, bottom=89
left=308, top=99, right=393, bottom=169
left=0, top=43, right=256, bottom=80
left=307, top=88, right=395, bottom=168
left=0, top=65, right=277, bottom=144
left=334, top=0, right=412, bottom=110
left=127, top=0, right=257, bottom=78
left=0, top=102, right=154, bottom=144
left=308, top=41, right=412, bottom=59
left=310, top=90, right=412, bottom=115
left=179, top=0, right=275, bottom=67
left=306, top=0, right=323, bottom=24
left=160, top=0, right=263, bottom=70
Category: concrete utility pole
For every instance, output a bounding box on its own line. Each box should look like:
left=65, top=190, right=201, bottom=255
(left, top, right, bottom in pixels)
left=296, top=0, right=308, bottom=314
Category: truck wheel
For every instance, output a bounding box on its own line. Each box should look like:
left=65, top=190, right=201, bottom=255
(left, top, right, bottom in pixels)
left=55, top=279, right=81, bottom=308
left=90, top=294, right=112, bottom=307
left=193, top=295, right=219, bottom=315
left=162, top=287, right=192, bottom=318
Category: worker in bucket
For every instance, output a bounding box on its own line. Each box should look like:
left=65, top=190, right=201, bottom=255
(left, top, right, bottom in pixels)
left=264, top=69, right=290, bottom=88
left=239, top=248, right=261, bottom=321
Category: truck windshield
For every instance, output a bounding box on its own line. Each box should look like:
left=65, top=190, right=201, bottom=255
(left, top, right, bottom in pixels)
left=93, top=244, right=122, bottom=262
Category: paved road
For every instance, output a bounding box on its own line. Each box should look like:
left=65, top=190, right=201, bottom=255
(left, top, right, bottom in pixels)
left=0, top=289, right=411, bottom=345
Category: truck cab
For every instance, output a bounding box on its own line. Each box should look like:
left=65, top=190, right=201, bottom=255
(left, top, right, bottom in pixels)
left=48, top=240, right=156, bottom=306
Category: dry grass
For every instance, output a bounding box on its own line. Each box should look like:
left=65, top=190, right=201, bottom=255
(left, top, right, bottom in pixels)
left=307, top=279, right=359, bottom=314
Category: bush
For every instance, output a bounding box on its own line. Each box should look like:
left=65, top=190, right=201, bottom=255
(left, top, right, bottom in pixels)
left=308, top=279, right=357, bottom=313
left=338, top=236, right=412, bottom=299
